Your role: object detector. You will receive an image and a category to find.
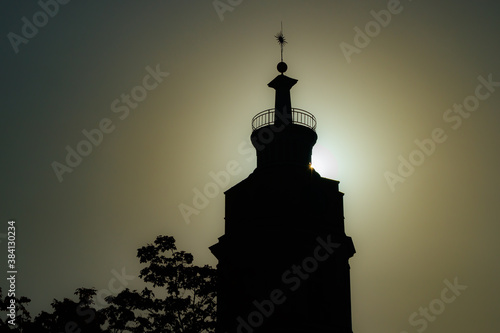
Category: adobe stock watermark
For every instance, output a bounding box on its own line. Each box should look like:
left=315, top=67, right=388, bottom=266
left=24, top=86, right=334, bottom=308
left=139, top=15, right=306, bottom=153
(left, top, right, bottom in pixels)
left=399, top=276, right=467, bottom=333
left=7, top=0, right=71, bottom=54
left=51, top=63, right=169, bottom=182
left=178, top=109, right=291, bottom=224
left=340, top=0, right=408, bottom=64
left=213, top=0, right=243, bottom=22
left=234, top=234, right=340, bottom=333
left=384, top=73, right=499, bottom=192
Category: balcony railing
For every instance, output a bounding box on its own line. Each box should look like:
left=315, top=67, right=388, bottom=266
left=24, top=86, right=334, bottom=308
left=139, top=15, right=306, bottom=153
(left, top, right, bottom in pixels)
left=251, top=108, right=317, bottom=131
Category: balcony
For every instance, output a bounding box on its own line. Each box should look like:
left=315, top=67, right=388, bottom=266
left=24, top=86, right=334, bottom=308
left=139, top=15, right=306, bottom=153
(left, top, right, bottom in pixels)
left=251, top=108, right=317, bottom=131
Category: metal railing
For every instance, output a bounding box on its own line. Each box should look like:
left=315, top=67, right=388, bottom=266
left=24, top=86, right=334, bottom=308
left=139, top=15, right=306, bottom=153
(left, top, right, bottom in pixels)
left=251, top=108, right=317, bottom=131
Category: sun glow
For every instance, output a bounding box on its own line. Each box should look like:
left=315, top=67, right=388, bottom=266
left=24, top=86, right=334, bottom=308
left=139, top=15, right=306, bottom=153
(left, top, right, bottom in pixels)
left=311, top=143, right=339, bottom=179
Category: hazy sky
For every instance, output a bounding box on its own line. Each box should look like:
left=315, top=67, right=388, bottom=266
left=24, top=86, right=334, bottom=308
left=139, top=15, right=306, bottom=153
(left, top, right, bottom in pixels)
left=1, top=1, right=500, bottom=332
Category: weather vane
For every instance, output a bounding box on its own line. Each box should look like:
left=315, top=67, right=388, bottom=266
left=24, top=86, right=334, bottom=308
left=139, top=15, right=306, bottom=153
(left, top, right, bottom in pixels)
left=275, top=22, right=287, bottom=63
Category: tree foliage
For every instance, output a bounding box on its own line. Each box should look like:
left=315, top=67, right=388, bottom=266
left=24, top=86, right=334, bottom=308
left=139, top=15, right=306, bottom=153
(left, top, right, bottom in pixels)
left=105, top=235, right=217, bottom=333
left=0, top=235, right=216, bottom=333
left=0, top=288, right=32, bottom=332
left=33, top=287, right=107, bottom=333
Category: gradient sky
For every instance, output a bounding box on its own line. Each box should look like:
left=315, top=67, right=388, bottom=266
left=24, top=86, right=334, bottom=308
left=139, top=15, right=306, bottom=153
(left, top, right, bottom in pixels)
left=1, top=1, right=500, bottom=332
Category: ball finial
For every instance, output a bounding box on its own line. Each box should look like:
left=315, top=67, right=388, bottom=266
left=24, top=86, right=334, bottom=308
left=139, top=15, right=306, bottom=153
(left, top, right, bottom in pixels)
left=277, top=61, right=288, bottom=74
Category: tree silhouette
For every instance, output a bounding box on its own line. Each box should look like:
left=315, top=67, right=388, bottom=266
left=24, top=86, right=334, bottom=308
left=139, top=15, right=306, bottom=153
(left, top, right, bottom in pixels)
left=102, top=287, right=154, bottom=333
left=0, top=235, right=216, bottom=332
left=32, top=287, right=107, bottom=333
left=104, top=235, right=217, bottom=333
left=0, top=288, right=32, bottom=332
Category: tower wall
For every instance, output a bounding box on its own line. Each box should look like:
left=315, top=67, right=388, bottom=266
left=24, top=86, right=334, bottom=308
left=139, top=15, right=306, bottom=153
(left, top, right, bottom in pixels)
left=251, top=124, right=317, bottom=168
left=211, top=167, right=355, bottom=332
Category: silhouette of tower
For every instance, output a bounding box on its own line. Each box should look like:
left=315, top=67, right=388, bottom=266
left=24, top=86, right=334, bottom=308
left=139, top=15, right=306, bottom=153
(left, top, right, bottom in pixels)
left=210, top=32, right=355, bottom=333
